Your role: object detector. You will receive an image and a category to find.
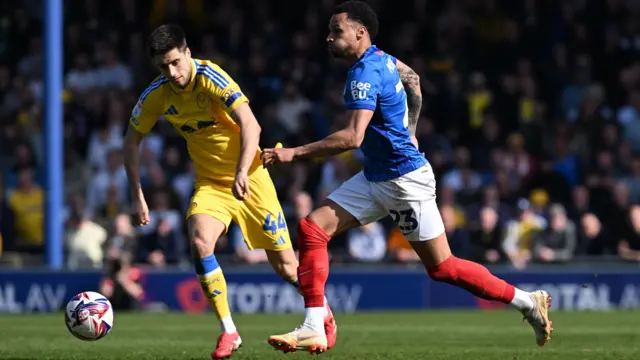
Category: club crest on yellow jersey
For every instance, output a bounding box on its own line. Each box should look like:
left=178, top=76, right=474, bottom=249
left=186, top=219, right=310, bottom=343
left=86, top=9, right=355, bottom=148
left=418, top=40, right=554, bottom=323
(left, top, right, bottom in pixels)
left=196, top=92, right=210, bottom=109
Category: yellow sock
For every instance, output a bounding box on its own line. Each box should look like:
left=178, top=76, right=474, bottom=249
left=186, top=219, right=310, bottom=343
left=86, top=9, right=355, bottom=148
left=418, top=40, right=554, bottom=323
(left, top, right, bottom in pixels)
left=195, top=255, right=236, bottom=333
left=199, top=268, right=231, bottom=320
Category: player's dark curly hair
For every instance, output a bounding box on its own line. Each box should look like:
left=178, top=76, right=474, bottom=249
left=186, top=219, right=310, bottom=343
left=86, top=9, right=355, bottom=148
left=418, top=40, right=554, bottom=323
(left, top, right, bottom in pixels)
left=148, top=24, right=187, bottom=57
left=334, top=1, right=379, bottom=40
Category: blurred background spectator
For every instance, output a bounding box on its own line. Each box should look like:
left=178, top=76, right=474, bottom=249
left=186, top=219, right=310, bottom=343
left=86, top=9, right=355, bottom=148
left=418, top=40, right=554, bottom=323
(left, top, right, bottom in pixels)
left=2, top=0, right=640, bottom=271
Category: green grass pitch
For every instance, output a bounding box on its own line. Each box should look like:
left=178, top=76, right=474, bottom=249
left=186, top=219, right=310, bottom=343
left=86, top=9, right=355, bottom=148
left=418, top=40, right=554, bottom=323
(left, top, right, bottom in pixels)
left=1, top=310, right=639, bottom=359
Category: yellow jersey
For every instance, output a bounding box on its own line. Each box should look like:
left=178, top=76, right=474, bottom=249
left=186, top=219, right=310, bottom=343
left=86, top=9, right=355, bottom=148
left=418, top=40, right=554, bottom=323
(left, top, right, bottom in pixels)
left=129, top=58, right=261, bottom=184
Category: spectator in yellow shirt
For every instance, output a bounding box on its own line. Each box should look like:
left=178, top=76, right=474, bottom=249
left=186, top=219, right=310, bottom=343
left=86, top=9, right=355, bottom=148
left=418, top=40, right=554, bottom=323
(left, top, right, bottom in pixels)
left=8, top=166, right=44, bottom=250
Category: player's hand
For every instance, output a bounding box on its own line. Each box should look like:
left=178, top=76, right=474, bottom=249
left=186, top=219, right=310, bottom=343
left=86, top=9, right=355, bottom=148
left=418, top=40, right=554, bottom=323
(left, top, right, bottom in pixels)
left=262, top=143, right=296, bottom=165
left=131, top=196, right=150, bottom=226
left=232, top=172, right=251, bottom=200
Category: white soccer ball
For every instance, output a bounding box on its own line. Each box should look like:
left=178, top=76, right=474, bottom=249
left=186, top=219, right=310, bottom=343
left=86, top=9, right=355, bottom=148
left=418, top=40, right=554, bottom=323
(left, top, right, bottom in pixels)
left=64, top=291, right=114, bottom=341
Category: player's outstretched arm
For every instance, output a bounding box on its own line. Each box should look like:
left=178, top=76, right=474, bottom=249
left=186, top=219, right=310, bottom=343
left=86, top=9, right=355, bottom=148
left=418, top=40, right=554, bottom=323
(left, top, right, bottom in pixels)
left=296, top=109, right=373, bottom=158
left=396, top=59, right=422, bottom=147
left=126, top=79, right=162, bottom=225
left=230, top=102, right=261, bottom=200
left=123, top=125, right=150, bottom=225
left=262, top=109, right=373, bottom=164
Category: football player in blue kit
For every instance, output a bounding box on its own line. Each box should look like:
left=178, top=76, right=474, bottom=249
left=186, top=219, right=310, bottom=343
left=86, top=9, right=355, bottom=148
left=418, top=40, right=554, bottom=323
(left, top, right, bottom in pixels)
left=262, top=1, right=553, bottom=354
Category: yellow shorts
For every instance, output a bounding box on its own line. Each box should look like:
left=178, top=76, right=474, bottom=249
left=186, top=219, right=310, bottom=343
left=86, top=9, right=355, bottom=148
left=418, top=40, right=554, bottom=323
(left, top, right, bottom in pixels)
left=186, top=166, right=291, bottom=251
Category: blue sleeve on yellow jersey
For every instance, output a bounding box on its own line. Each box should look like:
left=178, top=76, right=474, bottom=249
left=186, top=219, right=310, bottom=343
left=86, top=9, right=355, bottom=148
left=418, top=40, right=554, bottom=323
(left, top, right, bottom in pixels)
left=194, top=62, right=248, bottom=114
left=130, top=76, right=167, bottom=134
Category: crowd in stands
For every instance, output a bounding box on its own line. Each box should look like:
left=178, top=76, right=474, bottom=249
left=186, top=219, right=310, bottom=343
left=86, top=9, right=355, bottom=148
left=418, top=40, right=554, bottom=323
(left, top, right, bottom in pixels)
left=2, top=0, right=640, bottom=270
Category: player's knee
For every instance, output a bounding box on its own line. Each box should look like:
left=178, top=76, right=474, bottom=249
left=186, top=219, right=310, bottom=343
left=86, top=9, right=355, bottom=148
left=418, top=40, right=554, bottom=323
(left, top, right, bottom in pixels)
left=189, top=227, right=213, bottom=257
left=306, top=212, right=334, bottom=236
left=308, top=200, right=360, bottom=237
left=427, top=256, right=459, bottom=283
left=188, top=215, right=225, bottom=257
left=297, top=218, right=329, bottom=251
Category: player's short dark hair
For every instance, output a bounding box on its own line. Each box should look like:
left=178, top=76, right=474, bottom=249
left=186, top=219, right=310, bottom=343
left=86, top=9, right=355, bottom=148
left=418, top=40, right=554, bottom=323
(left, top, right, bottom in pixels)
left=334, top=1, right=379, bottom=40
left=148, top=24, right=187, bottom=57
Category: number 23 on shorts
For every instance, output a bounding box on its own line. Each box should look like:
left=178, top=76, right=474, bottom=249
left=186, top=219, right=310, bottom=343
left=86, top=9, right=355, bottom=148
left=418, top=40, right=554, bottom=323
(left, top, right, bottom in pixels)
left=263, top=212, right=287, bottom=235
left=389, top=209, right=418, bottom=234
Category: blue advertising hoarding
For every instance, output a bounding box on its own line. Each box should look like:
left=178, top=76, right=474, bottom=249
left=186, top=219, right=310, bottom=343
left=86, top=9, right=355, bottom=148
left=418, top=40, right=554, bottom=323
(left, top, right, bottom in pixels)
left=0, top=268, right=638, bottom=313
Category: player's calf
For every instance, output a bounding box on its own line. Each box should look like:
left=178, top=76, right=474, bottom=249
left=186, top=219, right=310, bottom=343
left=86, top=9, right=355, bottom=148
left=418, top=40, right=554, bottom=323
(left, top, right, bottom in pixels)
left=297, top=217, right=332, bottom=310
left=189, top=215, right=240, bottom=344
left=265, top=249, right=300, bottom=289
left=297, top=202, right=359, bottom=308
left=411, top=232, right=553, bottom=346
left=194, top=255, right=236, bottom=332
left=267, top=202, right=356, bottom=353
left=411, top=232, right=527, bottom=307
left=426, top=254, right=517, bottom=305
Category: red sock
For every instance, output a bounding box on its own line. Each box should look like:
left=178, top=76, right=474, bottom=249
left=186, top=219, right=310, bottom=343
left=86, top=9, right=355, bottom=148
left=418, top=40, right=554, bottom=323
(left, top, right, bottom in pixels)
left=427, top=255, right=515, bottom=304
left=297, top=217, right=331, bottom=308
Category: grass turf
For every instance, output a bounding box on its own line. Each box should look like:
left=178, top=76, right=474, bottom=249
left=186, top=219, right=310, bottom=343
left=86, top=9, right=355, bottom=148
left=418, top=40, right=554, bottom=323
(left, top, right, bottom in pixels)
left=0, top=310, right=639, bottom=359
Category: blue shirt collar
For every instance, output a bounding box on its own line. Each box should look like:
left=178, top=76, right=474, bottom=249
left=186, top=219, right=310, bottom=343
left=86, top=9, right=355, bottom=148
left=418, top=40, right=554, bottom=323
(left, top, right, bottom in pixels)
left=350, top=45, right=378, bottom=70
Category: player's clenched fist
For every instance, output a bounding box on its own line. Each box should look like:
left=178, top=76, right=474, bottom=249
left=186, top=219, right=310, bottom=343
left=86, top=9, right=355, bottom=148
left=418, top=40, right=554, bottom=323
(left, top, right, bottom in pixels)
left=232, top=172, right=251, bottom=200
left=131, top=197, right=150, bottom=226
left=262, top=145, right=295, bottom=165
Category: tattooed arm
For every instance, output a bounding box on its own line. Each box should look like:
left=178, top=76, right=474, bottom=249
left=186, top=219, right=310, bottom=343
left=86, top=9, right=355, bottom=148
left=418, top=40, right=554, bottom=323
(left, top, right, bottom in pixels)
left=396, top=59, right=422, bottom=148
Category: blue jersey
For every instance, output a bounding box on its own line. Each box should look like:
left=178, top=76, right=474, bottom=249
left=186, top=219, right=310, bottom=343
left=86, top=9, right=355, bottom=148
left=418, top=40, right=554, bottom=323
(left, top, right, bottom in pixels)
left=343, top=45, right=427, bottom=182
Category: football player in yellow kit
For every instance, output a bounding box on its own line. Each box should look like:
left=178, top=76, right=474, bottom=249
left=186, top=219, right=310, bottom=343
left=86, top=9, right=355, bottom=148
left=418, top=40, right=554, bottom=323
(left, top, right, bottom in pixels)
left=123, top=24, right=337, bottom=359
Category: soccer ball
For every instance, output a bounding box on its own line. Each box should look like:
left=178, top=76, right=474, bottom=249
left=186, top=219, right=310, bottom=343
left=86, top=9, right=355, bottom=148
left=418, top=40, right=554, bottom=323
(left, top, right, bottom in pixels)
left=64, top=291, right=114, bottom=341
